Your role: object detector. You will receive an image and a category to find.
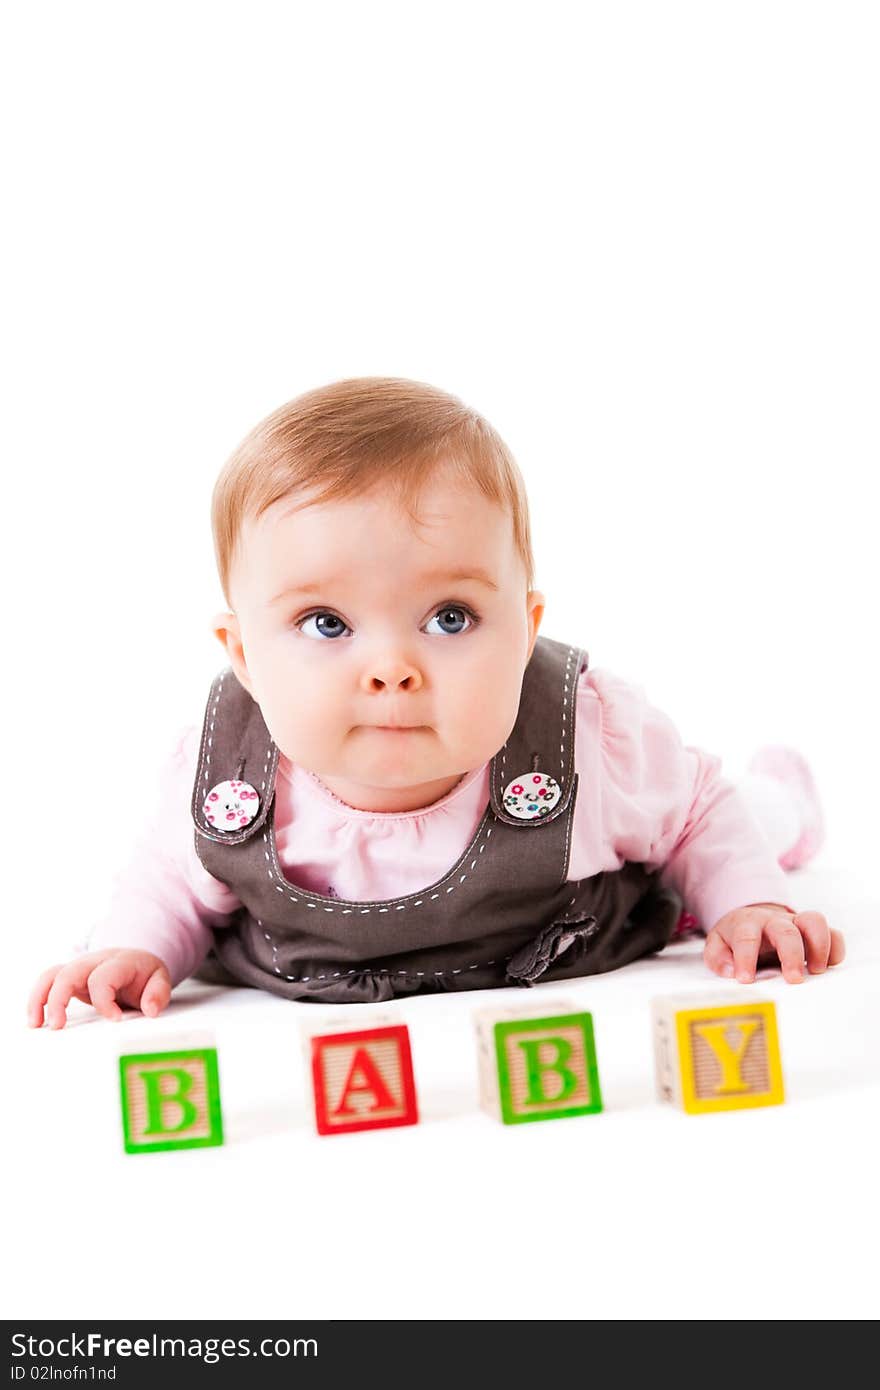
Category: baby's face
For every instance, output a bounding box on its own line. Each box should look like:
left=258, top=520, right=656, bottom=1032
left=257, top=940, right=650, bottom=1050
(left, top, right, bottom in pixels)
left=215, top=467, right=544, bottom=812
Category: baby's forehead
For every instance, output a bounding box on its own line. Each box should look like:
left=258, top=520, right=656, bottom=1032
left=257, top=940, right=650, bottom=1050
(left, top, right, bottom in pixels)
left=232, top=482, right=520, bottom=599
left=248, top=478, right=511, bottom=547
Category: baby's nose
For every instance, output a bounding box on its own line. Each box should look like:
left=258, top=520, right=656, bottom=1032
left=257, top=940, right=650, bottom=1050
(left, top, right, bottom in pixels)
left=362, top=659, right=423, bottom=692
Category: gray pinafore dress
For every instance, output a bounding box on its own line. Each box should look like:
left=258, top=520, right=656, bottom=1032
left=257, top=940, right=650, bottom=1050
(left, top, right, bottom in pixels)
left=191, top=635, right=681, bottom=1003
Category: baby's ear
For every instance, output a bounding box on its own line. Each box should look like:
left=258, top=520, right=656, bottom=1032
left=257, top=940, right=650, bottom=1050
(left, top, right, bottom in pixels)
left=526, top=589, right=546, bottom=660
left=211, top=610, right=254, bottom=696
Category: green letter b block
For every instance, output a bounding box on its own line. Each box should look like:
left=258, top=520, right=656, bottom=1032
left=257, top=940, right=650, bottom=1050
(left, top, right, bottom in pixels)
left=119, top=1048, right=224, bottom=1154
left=494, top=1013, right=602, bottom=1124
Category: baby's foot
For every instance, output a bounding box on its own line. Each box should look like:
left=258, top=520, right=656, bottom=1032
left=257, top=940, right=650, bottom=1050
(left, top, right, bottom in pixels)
left=747, top=745, right=826, bottom=869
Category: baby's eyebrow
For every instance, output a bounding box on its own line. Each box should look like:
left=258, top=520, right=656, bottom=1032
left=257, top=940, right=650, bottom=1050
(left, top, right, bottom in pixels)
left=266, top=566, right=500, bottom=606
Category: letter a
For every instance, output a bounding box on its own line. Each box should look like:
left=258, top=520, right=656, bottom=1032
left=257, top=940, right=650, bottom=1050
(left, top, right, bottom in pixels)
left=332, top=1046, right=397, bottom=1115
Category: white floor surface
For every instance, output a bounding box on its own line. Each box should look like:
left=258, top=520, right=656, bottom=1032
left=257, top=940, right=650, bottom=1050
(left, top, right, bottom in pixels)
left=7, top=861, right=878, bottom=1322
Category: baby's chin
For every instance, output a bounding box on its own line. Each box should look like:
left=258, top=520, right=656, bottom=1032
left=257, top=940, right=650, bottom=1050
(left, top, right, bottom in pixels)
left=334, top=736, right=447, bottom=785
left=307, top=739, right=480, bottom=789
left=282, top=727, right=494, bottom=786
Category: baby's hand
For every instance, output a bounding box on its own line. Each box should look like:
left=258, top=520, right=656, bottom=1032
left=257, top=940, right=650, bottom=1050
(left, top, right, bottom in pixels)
left=703, top=904, right=845, bottom=984
left=27, top=949, right=172, bottom=1029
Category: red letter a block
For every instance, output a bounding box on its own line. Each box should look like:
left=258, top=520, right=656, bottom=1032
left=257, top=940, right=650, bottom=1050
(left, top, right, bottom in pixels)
left=308, top=1022, right=419, bottom=1136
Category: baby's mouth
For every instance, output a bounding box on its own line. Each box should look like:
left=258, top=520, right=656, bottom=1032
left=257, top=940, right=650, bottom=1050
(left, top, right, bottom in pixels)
left=367, top=725, right=425, bottom=733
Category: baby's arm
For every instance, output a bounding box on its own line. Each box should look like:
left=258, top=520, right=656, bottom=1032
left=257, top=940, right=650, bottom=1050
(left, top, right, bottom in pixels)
left=27, top=726, right=243, bottom=1029
left=653, top=754, right=844, bottom=981
left=572, top=666, right=844, bottom=983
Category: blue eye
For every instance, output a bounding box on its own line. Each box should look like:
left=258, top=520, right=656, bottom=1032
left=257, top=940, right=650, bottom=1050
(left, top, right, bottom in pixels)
left=295, top=604, right=478, bottom=640
left=424, top=606, right=474, bottom=636
left=297, top=612, right=351, bottom=640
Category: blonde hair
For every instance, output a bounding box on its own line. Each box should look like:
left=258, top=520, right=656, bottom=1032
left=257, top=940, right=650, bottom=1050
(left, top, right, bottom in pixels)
left=211, top=376, right=535, bottom=605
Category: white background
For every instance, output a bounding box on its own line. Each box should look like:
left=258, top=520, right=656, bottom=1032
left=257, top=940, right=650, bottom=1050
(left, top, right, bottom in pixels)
left=3, top=1, right=878, bottom=1322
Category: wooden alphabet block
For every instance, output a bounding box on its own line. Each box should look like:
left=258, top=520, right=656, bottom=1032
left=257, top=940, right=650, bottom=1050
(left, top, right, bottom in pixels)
left=119, top=1041, right=224, bottom=1154
left=651, top=993, right=785, bottom=1113
left=300, top=1013, right=419, bottom=1136
left=474, top=999, right=603, bottom=1124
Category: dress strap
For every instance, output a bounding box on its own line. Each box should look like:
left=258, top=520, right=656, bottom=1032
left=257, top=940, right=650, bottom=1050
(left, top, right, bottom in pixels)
left=191, top=667, right=279, bottom=845
left=488, top=636, right=587, bottom=828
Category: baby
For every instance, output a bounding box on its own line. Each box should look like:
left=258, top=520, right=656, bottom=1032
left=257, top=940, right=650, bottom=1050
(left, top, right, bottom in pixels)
left=28, top=377, right=844, bottom=1028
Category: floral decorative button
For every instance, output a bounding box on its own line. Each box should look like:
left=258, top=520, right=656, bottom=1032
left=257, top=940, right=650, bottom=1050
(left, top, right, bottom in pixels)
left=502, top=771, right=562, bottom=820
left=203, top=779, right=261, bottom=830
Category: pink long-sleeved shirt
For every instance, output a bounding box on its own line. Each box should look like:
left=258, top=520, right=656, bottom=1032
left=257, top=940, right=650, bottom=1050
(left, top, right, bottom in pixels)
left=83, top=664, right=797, bottom=986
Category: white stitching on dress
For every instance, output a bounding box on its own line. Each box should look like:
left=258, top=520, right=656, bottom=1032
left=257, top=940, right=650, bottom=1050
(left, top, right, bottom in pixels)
left=493, top=646, right=576, bottom=823
left=256, top=917, right=282, bottom=975
left=197, top=670, right=280, bottom=840
left=270, top=954, right=514, bottom=984
left=198, top=671, right=226, bottom=807
left=256, top=906, right=512, bottom=984
left=562, top=647, right=578, bottom=786
left=261, top=814, right=493, bottom=913
left=560, top=781, right=575, bottom=887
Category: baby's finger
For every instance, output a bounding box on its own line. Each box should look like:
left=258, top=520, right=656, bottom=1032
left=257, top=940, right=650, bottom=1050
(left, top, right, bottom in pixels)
left=766, top=918, right=807, bottom=983
left=86, top=960, right=131, bottom=1022
left=795, top=911, right=832, bottom=974
left=27, top=965, right=65, bottom=1028
left=703, top=931, right=735, bottom=979
left=731, top=924, right=764, bottom=983
left=45, top=963, right=92, bottom=1030
left=829, top=929, right=846, bottom=967
left=140, top=967, right=171, bottom=1018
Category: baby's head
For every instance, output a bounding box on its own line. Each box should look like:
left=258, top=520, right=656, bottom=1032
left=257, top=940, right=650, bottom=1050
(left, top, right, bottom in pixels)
left=211, top=377, right=545, bottom=812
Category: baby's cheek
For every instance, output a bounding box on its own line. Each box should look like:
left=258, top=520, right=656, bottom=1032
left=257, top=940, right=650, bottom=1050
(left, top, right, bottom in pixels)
left=468, top=680, right=519, bottom=749
left=267, top=697, right=340, bottom=764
